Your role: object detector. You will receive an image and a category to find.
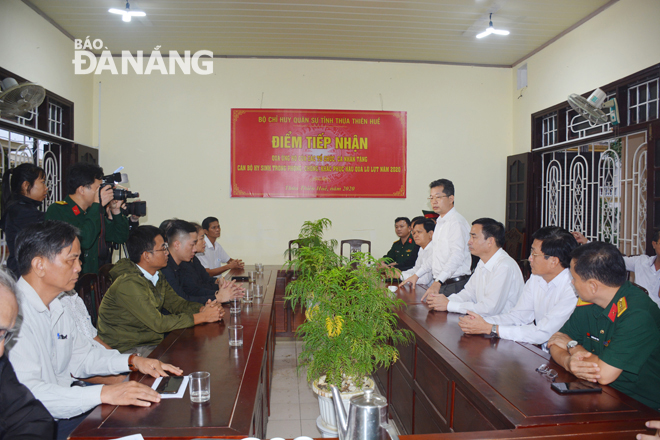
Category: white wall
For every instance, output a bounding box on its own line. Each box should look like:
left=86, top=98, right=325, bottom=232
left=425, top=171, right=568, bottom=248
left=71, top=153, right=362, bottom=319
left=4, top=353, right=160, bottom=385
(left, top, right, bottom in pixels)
left=511, top=0, right=660, bottom=154
left=0, top=0, right=94, bottom=145
left=14, top=0, right=657, bottom=265
left=95, top=61, right=511, bottom=263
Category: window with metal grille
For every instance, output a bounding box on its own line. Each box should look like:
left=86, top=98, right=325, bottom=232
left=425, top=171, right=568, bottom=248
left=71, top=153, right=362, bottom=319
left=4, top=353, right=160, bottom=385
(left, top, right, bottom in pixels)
left=17, top=106, right=38, bottom=129
left=541, top=113, right=557, bottom=147
left=628, top=77, right=659, bottom=125
left=566, top=91, right=616, bottom=141
left=48, top=102, right=63, bottom=137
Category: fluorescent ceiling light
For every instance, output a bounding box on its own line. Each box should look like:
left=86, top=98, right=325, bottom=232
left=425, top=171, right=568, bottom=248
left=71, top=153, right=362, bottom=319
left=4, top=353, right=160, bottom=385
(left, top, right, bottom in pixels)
left=109, top=2, right=146, bottom=22
left=476, top=13, right=509, bottom=39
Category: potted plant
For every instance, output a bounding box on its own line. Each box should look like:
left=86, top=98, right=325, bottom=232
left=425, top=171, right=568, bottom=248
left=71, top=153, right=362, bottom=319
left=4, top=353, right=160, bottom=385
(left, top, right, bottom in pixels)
left=284, top=218, right=340, bottom=278
left=286, top=220, right=414, bottom=430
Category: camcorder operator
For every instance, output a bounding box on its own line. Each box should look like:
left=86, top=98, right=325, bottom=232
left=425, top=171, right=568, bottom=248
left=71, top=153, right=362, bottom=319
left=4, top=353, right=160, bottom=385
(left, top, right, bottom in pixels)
left=100, top=172, right=148, bottom=260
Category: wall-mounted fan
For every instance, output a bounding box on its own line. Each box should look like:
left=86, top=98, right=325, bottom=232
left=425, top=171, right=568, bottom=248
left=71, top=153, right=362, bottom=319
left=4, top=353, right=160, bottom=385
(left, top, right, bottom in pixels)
left=568, top=88, right=620, bottom=126
left=0, top=78, right=46, bottom=118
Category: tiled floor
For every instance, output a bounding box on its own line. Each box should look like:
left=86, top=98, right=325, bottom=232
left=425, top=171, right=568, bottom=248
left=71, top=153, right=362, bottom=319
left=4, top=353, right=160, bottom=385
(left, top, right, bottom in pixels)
left=266, top=337, right=322, bottom=439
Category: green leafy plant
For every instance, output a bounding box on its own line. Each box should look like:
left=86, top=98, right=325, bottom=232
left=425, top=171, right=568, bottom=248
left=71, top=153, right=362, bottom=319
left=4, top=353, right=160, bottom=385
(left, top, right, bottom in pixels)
left=285, top=219, right=414, bottom=390
left=284, top=218, right=340, bottom=276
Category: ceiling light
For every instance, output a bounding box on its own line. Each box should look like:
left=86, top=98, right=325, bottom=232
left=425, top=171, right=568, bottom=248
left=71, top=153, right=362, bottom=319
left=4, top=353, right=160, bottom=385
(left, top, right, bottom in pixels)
left=109, top=1, right=146, bottom=23
left=476, top=13, right=509, bottom=39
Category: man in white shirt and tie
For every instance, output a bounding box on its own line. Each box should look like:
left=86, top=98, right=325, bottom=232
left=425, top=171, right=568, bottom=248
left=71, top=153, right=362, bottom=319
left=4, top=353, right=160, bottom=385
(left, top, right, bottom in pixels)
left=398, top=218, right=435, bottom=286
left=427, top=218, right=524, bottom=316
left=401, top=179, right=472, bottom=298
left=458, top=226, right=579, bottom=344
left=573, top=230, right=660, bottom=308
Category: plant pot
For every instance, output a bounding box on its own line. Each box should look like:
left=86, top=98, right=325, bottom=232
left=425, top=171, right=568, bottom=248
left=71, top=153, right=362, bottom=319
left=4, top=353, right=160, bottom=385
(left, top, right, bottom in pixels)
left=312, top=376, right=375, bottom=430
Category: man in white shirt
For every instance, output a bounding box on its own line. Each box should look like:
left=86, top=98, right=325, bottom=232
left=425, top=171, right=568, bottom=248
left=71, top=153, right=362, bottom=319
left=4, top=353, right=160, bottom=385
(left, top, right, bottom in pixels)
left=401, top=179, right=472, bottom=298
left=197, top=216, right=244, bottom=277
left=458, top=226, right=579, bottom=344
left=427, top=218, right=524, bottom=316
left=8, top=220, right=182, bottom=439
left=399, top=218, right=435, bottom=286
left=573, top=230, right=660, bottom=308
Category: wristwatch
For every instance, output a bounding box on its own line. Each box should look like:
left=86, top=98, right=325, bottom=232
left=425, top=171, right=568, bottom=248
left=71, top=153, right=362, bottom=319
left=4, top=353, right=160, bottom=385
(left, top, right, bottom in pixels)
left=128, top=353, right=140, bottom=372
left=490, top=324, right=498, bottom=337
left=566, top=340, right=578, bottom=355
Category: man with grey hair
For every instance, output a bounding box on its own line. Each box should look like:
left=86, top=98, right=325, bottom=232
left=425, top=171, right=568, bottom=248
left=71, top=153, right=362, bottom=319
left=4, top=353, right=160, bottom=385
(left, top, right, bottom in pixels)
left=0, top=266, right=55, bottom=439
left=8, top=220, right=183, bottom=439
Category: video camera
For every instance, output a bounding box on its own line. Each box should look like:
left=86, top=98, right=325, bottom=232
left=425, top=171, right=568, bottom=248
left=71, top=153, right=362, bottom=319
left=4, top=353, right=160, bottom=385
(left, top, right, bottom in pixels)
left=101, top=171, right=147, bottom=217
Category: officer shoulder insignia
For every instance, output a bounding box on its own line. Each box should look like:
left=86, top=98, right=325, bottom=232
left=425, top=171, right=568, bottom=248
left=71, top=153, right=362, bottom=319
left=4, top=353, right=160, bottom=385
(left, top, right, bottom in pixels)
left=607, top=303, right=618, bottom=322
left=55, top=201, right=67, bottom=205
left=617, top=297, right=627, bottom=317
left=576, top=298, right=593, bottom=307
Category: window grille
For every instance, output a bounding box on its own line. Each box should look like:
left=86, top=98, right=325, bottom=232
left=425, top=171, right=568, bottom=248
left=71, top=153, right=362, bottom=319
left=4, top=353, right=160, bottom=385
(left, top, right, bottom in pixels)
left=48, top=102, right=63, bottom=137
left=540, top=132, right=647, bottom=256
left=566, top=92, right=615, bottom=141
left=541, top=113, right=557, bottom=147
left=628, top=77, right=659, bottom=125
left=16, top=106, right=38, bottom=129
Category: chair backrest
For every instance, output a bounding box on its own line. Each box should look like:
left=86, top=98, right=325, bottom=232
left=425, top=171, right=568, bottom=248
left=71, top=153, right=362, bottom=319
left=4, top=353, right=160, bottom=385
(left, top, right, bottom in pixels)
left=97, top=263, right=114, bottom=309
left=288, top=239, right=304, bottom=261
left=503, top=228, right=531, bottom=281
left=631, top=281, right=650, bottom=296
left=340, top=239, right=371, bottom=258
left=503, top=228, right=525, bottom=261
left=75, top=273, right=100, bottom=326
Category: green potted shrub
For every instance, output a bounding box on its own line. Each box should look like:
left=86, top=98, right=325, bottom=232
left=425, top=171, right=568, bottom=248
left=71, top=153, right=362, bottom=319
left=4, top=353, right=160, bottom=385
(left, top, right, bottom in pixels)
left=284, top=218, right=340, bottom=278
left=285, top=221, right=414, bottom=431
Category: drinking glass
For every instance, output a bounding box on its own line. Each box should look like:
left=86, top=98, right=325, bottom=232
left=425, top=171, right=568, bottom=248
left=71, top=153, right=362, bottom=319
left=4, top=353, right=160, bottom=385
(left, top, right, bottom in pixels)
left=243, top=285, right=253, bottom=303
left=229, top=325, right=243, bottom=346
left=189, top=371, right=211, bottom=403
left=230, top=297, right=241, bottom=314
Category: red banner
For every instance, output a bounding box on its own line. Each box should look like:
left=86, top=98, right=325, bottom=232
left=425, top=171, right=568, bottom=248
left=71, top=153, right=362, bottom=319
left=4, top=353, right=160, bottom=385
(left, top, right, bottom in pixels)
left=231, top=109, right=407, bottom=198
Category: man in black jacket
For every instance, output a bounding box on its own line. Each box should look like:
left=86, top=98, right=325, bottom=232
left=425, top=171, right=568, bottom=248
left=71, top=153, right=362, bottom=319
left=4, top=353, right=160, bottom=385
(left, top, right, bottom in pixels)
left=0, top=267, right=54, bottom=439
left=162, top=220, right=242, bottom=303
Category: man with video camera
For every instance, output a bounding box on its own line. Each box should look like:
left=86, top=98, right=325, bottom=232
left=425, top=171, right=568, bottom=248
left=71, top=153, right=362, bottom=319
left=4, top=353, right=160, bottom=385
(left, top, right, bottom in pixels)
left=46, top=162, right=130, bottom=274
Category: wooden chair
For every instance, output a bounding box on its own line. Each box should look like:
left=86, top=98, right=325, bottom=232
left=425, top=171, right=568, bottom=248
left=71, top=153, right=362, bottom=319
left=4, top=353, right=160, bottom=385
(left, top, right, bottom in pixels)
left=504, top=227, right=531, bottom=280
left=504, top=228, right=525, bottom=261
left=75, top=273, right=100, bottom=326
left=97, top=263, right=114, bottom=308
left=631, top=281, right=650, bottom=296
left=340, top=239, right=371, bottom=259
left=288, top=239, right=304, bottom=261
left=98, top=263, right=114, bottom=293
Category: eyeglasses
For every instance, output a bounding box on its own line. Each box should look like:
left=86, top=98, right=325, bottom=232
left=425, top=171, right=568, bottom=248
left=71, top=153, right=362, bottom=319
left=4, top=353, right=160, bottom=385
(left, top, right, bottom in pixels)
left=0, top=328, right=15, bottom=344
left=536, top=364, right=558, bottom=381
left=529, top=249, right=549, bottom=260
left=427, top=195, right=449, bottom=201
left=149, top=243, right=169, bottom=253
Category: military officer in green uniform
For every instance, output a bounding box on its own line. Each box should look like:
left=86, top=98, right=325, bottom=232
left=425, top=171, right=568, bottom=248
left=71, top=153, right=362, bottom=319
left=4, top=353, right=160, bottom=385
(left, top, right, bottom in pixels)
left=548, top=241, right=660, bottom=410
left=382, top=217, right=419, bottom=272
left=45, top=163, right=129, bottom=274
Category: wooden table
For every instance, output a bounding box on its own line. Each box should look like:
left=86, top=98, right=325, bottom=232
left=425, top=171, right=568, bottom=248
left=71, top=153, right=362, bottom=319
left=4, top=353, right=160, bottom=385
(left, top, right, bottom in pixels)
left=70, top=267, right=278, bottom=440
left=375, top=283, right=658, bottom=438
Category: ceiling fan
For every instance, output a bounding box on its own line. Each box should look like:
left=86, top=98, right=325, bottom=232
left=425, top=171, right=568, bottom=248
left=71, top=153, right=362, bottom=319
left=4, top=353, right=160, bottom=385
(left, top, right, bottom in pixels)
left=476, top=13, right=510, bottom=39
left=109, top=1, right=146, bottom=22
